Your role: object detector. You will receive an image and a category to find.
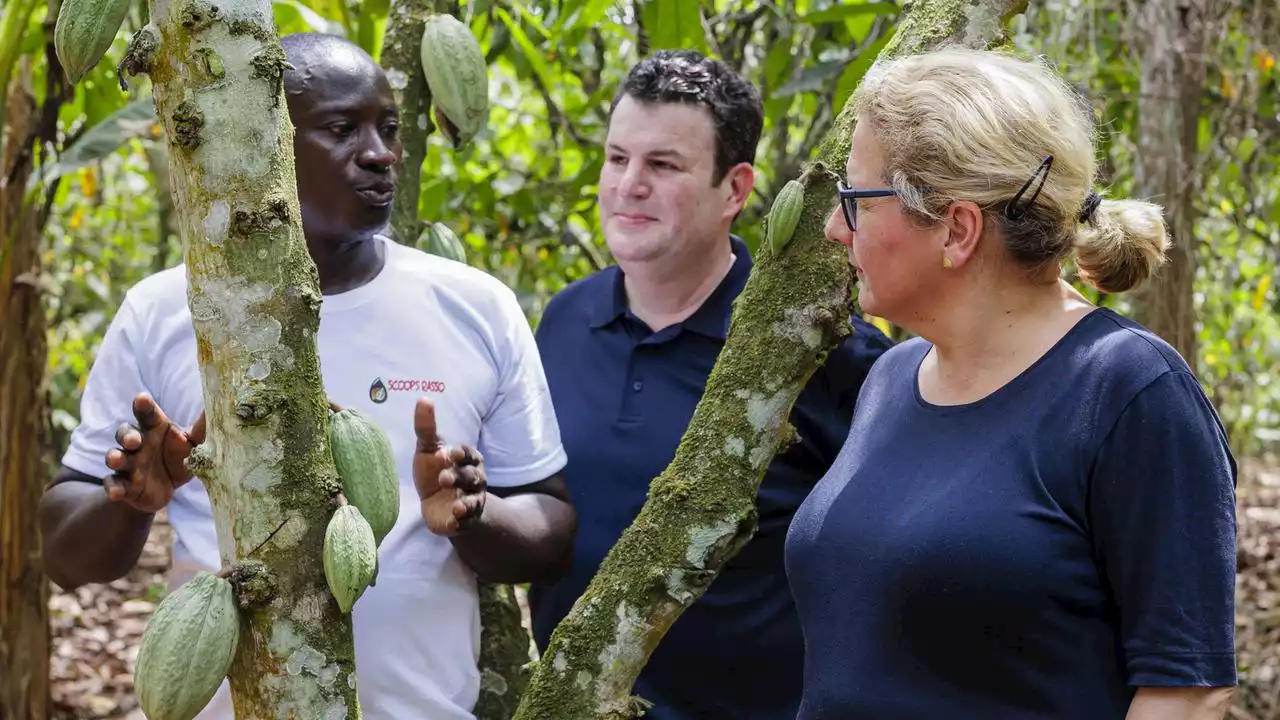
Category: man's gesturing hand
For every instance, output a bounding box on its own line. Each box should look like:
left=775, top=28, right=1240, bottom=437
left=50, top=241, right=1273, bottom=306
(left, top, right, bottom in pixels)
left=413, top=397, right=486, bottom=536
left=103, top=393, right=206, bottom=514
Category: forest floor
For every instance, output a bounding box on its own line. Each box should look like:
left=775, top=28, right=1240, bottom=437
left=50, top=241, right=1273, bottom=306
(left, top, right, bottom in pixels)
left=47, top=457, right=1280, bottom=719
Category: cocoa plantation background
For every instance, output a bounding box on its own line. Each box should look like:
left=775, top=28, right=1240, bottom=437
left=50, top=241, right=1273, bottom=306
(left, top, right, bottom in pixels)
left=1, top=0, right=1278, bottom=717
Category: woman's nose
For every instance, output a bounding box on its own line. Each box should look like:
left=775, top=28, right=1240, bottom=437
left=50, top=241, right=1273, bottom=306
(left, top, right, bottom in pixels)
left=824, top=207, right=852, bottom=248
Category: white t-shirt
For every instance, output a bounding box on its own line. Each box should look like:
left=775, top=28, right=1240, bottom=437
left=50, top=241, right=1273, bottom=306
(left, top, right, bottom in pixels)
left=61, top=236, right=567, bottom=720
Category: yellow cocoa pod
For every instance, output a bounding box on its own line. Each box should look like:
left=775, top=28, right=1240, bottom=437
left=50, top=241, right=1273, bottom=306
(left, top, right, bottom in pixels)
left=135, top=572, right=240, bottom=720
left=323, top=504, right=379, bottom=613
left=766, top=179, right=805, bottom=256
left=419, top=13, right=489, bottom=148
left=54, top=0, right=132, bottom=85
left=328, top=408, right=400, bottom=547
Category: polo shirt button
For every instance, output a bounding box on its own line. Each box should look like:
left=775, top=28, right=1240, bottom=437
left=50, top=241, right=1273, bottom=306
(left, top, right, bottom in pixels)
left=632, top=380, right=643, bottom=392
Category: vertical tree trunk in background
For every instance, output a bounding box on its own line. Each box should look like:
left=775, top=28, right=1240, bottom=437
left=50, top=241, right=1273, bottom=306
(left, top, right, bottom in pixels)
left=125, top=0, right=357, bottom=715
left=382, top=4, right=537, bottom=716
left=146, top=143, right=178, bottom=272
left=1130, top=0, right=1206, bottom=368
left=381, top=0, right=436, bottom=246
left=474, top=581, right=535, bottom=720
left=512, top=0, right=1027, bottom=716
left=0, top=59, right=50, bottom=720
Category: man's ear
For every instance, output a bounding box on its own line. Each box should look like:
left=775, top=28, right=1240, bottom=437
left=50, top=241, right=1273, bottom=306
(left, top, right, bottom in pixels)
left=942, top=199, right=985, bottom=269
left=721, top=162, right=756, bottom=219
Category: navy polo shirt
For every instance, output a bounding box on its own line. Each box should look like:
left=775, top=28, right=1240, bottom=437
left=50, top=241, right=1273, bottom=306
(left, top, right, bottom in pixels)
left=529, top=235, right=893, bottom=720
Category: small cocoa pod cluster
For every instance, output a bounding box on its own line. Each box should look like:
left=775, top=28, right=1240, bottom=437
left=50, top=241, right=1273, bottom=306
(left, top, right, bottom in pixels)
left=323, top=407, right=399, bottom=612
left=419, top=13, right=490, bottom=148
left=327, top=408, right=400, bottom=547
left=135, top=572, right=240, bottom=720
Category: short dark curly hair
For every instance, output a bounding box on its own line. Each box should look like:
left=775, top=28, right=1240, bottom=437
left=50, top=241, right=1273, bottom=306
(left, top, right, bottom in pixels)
left=610, top=50, right=764, bottom=185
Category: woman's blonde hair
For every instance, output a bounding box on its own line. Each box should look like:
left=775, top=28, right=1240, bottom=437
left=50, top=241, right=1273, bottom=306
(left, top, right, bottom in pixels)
left=850, top=48, right=1169, bottom=293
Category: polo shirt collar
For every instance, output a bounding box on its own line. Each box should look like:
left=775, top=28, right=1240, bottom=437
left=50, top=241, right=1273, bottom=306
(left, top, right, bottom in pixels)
left=587, top=235, right=754, bottom=341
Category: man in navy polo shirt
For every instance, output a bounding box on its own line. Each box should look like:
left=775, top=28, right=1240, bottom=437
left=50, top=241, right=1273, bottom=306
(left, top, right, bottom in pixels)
left=527, top=50, right=894, bottom=719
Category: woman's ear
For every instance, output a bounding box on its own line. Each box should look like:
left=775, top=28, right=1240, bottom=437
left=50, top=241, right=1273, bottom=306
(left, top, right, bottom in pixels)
left=941, top=200, right=985, bottom=269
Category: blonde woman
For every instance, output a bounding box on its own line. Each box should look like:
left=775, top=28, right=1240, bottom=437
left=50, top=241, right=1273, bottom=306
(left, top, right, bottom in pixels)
left=784, top=49, right=1238, bottom=719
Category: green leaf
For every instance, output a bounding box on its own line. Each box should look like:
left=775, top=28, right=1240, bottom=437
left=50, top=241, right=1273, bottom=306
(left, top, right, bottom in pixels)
left=640, top=0, right=707, bottom=54
left=30, top=99, right=157, bottom=191
left=773, top=58, right=847, bottom=97
left=559, top=0, right=614, bottom=32
left=272, top=0, right=345, bottom=36
left=495, top=7, right=554, bottom=92
left=510, top=0, right=553, bottom=40
left=762, top=36, right=794, bottom=91
left=802, top=2, right=899, bottom=25
left=833, top=26, right=895, bottom=109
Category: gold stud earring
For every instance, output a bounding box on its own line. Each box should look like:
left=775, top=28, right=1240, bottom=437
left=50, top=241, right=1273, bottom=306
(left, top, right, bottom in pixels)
left=942, top=256, right=954, bottom=269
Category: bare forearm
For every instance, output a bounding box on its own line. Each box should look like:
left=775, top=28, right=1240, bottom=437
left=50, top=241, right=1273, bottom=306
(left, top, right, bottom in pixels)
left=449, top=491, right=575, bottom=584
left=1126, top=686, right=1235, bottom=720
left=39, top=479, right=154, bottom=589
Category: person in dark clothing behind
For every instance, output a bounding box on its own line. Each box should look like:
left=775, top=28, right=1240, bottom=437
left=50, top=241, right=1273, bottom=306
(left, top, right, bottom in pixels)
left=527, top=50, right=894, bottom=720
left=785, top=47, right=1237, bottom=719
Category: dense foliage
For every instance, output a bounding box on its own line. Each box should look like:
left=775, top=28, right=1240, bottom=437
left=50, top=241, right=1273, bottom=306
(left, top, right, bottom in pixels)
left=15, top=0, right=1274, bottom=464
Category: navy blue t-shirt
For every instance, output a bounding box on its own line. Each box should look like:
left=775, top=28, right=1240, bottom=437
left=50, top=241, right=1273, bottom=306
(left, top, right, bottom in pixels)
left=784, top=307, right=1238, bottom=719
left=530, top=235, right=894, bottom=719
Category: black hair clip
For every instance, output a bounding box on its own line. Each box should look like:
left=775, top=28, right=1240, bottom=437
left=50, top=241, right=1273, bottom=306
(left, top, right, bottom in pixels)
left=1079, top=191, right=1103, bottom=223
left=1004, top=155, right=1054, bottom=221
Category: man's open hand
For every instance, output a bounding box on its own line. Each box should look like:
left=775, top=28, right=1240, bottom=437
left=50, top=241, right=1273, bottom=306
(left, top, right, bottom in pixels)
left=103, top=393, right=205, bottom=514
left=413, top=397, right=486, bottom=536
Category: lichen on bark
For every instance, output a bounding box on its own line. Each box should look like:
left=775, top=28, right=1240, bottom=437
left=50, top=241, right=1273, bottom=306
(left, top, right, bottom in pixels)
left=510, top=0, right=1030, bottom=716
left=133, top=0, right=359, bottom=716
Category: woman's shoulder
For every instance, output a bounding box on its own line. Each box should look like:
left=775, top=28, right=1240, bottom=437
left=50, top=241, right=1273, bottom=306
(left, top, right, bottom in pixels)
left=1050, top=308, right=1223, bottom=451
left=1063, top=307, right=1197, bottom=396
left=1074, top=307, right=1192, bottom=373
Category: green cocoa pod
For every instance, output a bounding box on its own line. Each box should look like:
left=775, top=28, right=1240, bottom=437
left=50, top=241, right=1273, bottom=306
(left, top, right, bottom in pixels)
left=421, top=221, right=467, bottom=264
left=135, top=572, right=240, bottom=720
left=324, top=504, right=379, bottom=613
left=54, top=0, right=132, bottom=85
left=765, top=179, right=805, bottom=256
left=328, top=408, right=400, bottom=546
left=420, top=13, right=489, bottom=148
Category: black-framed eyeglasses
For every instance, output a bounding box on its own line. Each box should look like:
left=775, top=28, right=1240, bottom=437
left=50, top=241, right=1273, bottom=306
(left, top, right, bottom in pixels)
left=835, top=180, right=930, bottom=231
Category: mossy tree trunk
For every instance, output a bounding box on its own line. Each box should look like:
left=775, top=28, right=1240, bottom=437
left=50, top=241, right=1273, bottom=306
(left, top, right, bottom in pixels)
left=380, top=0, right=437, bottom=246
left=511, top=0, right=1027, bottom=717
left=1129, top=0, right=1204, bottom=368
left=0, top=59, right=49, bottom=720
left=121, top=1, right=358, bottom=716
left=381, top=4, right=536, bottom=717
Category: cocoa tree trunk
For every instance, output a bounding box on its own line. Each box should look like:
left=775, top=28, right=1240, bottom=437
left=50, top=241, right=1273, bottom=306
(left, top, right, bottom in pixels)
left=1129, top=0, right=1205, bottom=367
left=0, top=59, right=49, bottom=720
left=511, top=0, right=1027, bottom=716
left=381, top=5, right=536, bottom=716
left=121, top=2, right=358, bottom=716
left=474, top=582, right=535, bottom=720
left=381, top=0, right=437, bottom=245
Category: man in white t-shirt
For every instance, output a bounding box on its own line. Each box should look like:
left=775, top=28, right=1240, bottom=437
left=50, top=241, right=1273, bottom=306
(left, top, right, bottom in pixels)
left=38, top=33, right=575, bottom=720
